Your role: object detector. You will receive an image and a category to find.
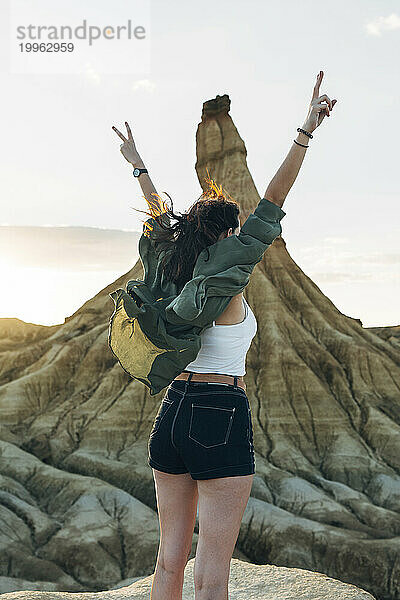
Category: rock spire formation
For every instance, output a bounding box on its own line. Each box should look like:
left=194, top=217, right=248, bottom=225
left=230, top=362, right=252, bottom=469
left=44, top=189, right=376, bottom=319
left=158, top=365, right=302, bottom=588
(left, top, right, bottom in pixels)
left=0, top=94, right=399, bottom=599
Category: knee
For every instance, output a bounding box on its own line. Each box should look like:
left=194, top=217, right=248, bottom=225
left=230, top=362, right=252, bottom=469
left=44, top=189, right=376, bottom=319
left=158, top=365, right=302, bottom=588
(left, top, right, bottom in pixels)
left=158, top=549, right=188, bottom=574
left=194, top=560, right=229, bottom=595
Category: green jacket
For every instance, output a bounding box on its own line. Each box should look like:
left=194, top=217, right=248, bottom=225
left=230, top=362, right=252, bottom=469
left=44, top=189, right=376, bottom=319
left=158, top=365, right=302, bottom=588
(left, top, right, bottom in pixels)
left=108, top=197, right=286, bottom=395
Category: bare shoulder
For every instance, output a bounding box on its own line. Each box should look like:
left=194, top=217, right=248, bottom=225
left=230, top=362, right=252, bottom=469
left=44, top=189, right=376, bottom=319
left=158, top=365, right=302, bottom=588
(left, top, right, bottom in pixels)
left=215, top=292, right=245, bottom=325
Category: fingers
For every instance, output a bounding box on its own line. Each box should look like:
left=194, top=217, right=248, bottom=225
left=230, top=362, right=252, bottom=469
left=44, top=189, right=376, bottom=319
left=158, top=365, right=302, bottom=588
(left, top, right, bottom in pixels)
left=329, top=98, right=338, bottom=115
left=315, top=102, right=330, bottom=117
left=312, top=70, right=323, bottom=100
left=112, top=126, right=128, bottom=143
left=125, top=121, right=133, bottom=141
left=316, top=97, right=338, bottom=117
left=315, top=102, right=329, bottom=110
left=316, top=94, right=333, bottom=110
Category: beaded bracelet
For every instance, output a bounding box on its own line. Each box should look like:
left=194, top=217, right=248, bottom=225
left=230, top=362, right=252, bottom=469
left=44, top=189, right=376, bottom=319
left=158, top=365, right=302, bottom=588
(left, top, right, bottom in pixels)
left=294, top=139, right=309, bottom=148
left=297, top=127, right=313, bottom=139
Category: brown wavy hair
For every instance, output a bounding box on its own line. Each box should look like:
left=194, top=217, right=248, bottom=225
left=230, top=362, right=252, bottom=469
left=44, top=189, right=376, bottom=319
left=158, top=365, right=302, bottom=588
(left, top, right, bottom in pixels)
left=132, top=169, right=240, bottom=289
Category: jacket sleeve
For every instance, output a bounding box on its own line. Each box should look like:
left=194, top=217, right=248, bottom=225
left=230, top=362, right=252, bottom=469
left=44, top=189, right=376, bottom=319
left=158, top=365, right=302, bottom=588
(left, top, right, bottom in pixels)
left=165, top=197, right=286, bottom=321
left=138, top=211, right=171, bottom=285
left=202, top=196, right=287, bottom=273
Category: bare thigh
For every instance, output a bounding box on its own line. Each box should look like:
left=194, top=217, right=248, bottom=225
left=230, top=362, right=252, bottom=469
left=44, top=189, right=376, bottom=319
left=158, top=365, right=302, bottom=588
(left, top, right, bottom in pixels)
left=152, top=469, right=199, bottom=569
left=194, top=474, right=254, bottom=592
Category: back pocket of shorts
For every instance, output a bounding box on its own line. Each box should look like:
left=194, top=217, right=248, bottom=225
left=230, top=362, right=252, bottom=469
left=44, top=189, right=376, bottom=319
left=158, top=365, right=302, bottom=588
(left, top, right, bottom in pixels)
left=189, top=404, right=235, bottom=448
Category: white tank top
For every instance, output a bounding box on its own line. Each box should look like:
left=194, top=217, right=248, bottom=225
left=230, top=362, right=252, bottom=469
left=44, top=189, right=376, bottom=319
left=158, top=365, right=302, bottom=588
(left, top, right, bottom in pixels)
left=185, top=297, right=258, bottom=376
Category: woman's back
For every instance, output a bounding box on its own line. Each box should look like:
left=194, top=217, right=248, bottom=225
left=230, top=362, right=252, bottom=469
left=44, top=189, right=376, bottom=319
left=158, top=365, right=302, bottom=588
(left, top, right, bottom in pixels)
left=185, top=294, right=257, bottom=376
left=214, top=292, right=245, bottom=325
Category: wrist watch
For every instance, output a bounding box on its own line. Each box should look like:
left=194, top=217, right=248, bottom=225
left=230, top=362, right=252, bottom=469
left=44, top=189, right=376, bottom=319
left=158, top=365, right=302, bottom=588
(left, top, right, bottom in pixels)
left=133, top=167, right=148, bottom=177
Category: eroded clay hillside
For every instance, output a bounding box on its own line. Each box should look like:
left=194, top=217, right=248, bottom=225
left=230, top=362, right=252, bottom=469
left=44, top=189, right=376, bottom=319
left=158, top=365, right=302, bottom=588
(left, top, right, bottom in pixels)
left=0, top=95, right=399, bottom=600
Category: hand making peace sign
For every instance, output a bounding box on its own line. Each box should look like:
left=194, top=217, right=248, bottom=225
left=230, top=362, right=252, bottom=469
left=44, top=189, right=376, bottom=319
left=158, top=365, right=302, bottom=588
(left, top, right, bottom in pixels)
left=303, top=71, right=338, bottom=133
left=112, top=121, right=143, bottom=166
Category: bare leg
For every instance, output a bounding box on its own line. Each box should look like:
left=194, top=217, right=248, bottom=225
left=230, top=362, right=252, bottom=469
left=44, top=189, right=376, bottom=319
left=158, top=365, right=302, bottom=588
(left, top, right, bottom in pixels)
left=194, top=474, right=254, bottom=600
left=150, top=469, right=199, bottom=600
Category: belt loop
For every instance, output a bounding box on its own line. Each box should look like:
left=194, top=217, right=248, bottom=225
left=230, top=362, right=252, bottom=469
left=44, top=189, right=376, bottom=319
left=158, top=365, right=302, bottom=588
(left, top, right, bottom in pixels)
left=185, top=371, right=194, bottom=392
left=233, top=375, right=238, bottom=390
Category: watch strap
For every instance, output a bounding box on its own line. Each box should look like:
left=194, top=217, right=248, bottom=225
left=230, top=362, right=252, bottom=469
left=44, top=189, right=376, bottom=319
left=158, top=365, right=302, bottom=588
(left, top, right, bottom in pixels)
left=133, top=167, right=148, bottom=177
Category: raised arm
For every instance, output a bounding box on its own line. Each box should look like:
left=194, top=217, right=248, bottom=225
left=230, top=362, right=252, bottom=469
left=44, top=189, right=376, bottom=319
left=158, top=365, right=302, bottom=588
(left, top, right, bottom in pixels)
left=264, top=70, right=337, bottom=208
left=112, top=121, right=168, bottom=237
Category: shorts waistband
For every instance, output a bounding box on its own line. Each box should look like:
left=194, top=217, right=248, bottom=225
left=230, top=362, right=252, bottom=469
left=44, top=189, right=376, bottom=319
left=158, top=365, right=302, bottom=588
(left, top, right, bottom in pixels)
left=172, top=371, right=246, bottom=393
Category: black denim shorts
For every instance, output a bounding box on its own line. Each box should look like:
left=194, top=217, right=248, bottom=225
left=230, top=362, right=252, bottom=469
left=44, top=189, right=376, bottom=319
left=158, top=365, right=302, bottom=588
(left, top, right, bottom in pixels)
left=147, top=373, right=255, bottom=480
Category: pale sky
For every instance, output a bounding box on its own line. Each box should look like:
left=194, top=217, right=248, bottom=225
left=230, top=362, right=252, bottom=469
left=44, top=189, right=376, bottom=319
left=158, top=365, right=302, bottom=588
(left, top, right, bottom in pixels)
left=0, top=0, right=399, bottom=328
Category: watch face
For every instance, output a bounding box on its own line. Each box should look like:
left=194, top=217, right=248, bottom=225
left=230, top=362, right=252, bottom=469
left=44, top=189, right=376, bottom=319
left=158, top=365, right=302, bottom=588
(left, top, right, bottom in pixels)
left=133, top=168, right=140, bottom=177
